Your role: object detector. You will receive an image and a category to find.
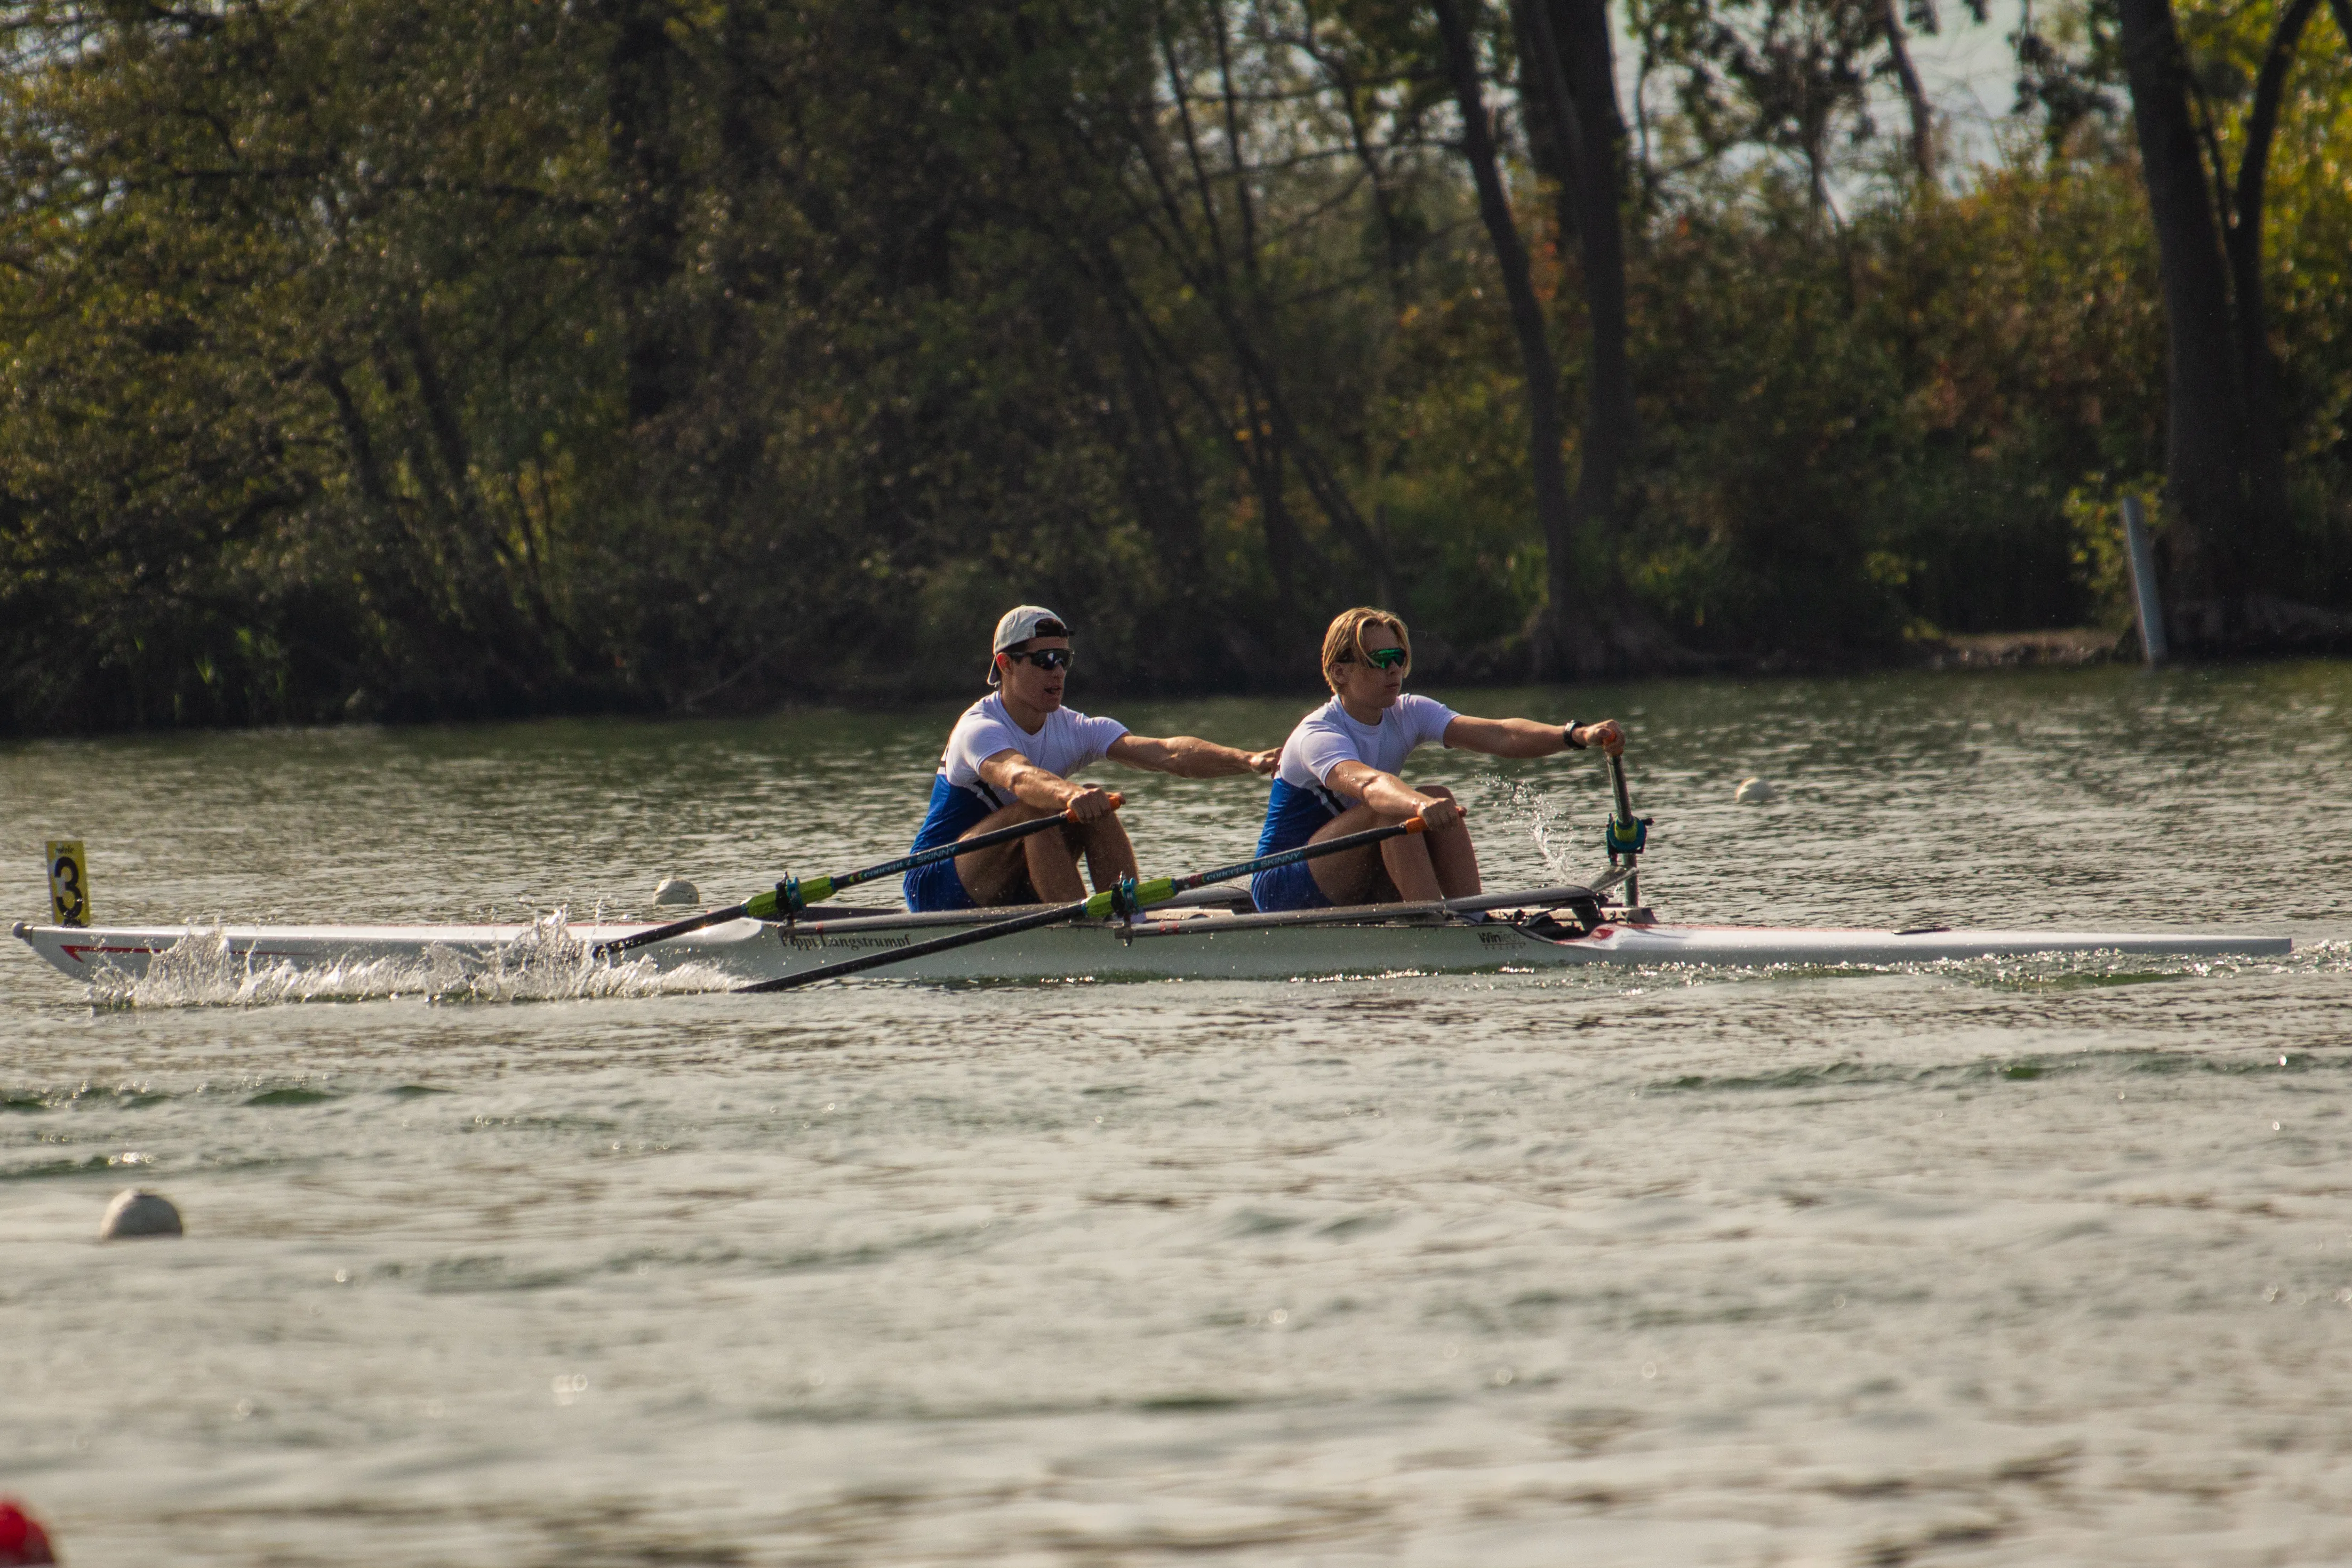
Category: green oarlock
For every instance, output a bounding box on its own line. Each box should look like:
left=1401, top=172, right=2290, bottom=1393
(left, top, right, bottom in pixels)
left=1603, top=815, right=1649, bottom=857
left=745, top=875, right=838, bottom=924
left=1081, top=876, right=1177, bottom=919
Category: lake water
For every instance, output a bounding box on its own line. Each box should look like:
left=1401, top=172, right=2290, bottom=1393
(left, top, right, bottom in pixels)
left=3, top=662, right=2348, bottom=1566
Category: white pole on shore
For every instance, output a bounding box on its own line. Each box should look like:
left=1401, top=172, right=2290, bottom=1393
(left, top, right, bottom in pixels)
left=2121, top=495, right=2167, bottom=666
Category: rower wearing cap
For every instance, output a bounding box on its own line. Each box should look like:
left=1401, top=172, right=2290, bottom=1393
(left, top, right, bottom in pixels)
left=904, top=606, right=1280, bottom=912
left=1251, top=606, right=1625, bottom=912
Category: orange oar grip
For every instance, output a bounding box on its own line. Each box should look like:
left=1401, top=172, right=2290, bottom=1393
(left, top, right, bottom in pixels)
left=1063, top=791, right=1126, bottom=821
left=1405, top=815, right=1429, bottom=834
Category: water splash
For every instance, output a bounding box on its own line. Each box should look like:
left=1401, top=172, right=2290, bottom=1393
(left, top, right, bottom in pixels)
left=1481, top=777, right=1588, bottom=883
left=84, top=911, right=737, bottom=1009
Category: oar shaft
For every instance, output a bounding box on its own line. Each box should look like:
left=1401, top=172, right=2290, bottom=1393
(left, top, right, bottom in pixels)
left=595, top=903, right=750, bottom=958
left=737, top=898, right=1090, bottom=994
left=597, top=795, right=1121, bottom=958
left=741, top=816, right=1429, bottom=995
left=1171, top=819, right=1418, bottom=892
left=1604, top=751, right=1645, bottom=907
left=818, top=799, right=1119, bottom=895
left=1609, top=753, right=1637, bottom=830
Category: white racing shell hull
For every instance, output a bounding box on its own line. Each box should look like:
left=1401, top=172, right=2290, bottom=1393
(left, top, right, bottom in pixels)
left=10, top=902, right=2294, bottom=993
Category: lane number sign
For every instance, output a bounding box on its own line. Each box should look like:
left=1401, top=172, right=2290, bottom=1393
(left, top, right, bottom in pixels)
left=46, top=839, right=90, bottom=927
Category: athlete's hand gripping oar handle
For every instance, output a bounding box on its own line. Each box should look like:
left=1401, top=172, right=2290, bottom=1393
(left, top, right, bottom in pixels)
left=594, top=793, right=1125, bottom=959
left=739, top=816, right=1429, bottom=995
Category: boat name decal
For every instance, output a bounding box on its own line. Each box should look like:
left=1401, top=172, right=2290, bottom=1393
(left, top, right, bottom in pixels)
left=783, top=933, right=912, bottom=952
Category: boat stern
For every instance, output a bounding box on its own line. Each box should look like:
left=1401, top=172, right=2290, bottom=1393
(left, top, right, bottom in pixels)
left=13, top=919, right=171, bottom=980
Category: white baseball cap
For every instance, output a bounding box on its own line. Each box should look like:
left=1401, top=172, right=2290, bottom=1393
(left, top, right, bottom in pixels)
left=987, top=605, right=1070, bottom=685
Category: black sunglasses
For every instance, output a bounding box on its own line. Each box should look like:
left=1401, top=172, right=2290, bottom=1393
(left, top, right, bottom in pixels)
left=1001, top=647, right=1074, bottom=671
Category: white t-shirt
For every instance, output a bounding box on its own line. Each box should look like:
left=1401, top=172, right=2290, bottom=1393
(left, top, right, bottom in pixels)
left=1275, top=693, right=1458, bottom=809
left=939, top=693, right=1129, bottom=806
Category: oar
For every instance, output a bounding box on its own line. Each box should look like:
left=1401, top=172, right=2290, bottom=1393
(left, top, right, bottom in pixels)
left=1605, top=753, right=1642, bottom=848
left=1603, top=752, right=1650, bottom=907
left=594, top=793, right=1125, bottom=959
left=737, top=816, right=1431, bottom=994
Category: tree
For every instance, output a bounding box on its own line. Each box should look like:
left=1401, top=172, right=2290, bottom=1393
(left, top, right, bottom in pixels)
left=1631, top=0, right=1978, bottom=217
left=2101, top=0, right=2350, bottom=638
left=1431, top=0, right=1686, bottom=673
left=1428, top=0, right=1595, bottom=668
left=1513, top=0, right=1658, bottom=667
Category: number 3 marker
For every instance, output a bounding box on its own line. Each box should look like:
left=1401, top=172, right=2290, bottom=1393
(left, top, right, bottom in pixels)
left=46, top=839, right=89, bottom=927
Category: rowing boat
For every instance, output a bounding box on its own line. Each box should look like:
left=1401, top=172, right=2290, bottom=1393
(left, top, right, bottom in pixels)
left=13, top=751, right=2295, bottom=998
left=9, top=884, right=2292, bottom=995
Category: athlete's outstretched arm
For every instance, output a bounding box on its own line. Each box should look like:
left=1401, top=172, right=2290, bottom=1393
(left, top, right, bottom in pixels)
left=1443, top=717, right=1624, bottom=758
left=1106, top=734, right=1280, bottom=778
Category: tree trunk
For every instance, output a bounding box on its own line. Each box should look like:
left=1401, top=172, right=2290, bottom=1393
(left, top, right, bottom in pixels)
left=2116, top=0, right=2259, bottom=614
left=1513, top=0, right=1685, bottom=670
left=1539, top=0, right=1637, bottom=581
left=1430, top=0, right=1597, bottom=674
left=606, top=0, right=683, bottom=427
left=1880, top=0, right=1935, bottom=180
left=2225, top=0, right=2320, bottom=574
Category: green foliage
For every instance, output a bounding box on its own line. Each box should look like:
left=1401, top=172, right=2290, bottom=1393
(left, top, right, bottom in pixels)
left=1617, top=137, right=2173, bottom=652
left=0, top=0, right=2347, bottom=733
left=2008, top=0, right=2352, bottom=597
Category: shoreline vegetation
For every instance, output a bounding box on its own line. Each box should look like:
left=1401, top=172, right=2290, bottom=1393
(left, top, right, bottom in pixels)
left=2, top=0, right=2347, bottom=735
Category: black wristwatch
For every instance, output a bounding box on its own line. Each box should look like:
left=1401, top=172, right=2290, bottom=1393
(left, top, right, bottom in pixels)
left=1562, top=722, right=1586, bottom=750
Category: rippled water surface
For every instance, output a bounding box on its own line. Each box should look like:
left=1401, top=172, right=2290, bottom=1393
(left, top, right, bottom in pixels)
left=4, top=663, right=2350, bottom=1566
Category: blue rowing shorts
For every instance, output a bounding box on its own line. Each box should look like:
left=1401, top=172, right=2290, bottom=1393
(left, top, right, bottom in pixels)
left=1250, top=778, right=1340, bottom=912
left=1250, top=857, right=1332, bottom=913
left=902, top=777, right=1044, bottom=911
left=903, top=856, right=978, bottom=913
left=905, top=775, right=990, bottom=912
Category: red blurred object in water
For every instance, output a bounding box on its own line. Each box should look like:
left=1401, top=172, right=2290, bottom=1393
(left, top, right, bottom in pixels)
left=0, top=1501, right=55, bottom=1565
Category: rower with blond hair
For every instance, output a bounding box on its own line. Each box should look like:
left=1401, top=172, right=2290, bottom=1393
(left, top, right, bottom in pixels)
left=1250, top=607, right=1625, bottom=912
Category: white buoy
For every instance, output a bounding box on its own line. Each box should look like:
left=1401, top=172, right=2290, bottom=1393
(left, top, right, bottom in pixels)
left=99, top=1188, right=182, bottom=1241
left=1734, top=778, right=1779, bottom=805
left=652, top=876, right=701, bottom=906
